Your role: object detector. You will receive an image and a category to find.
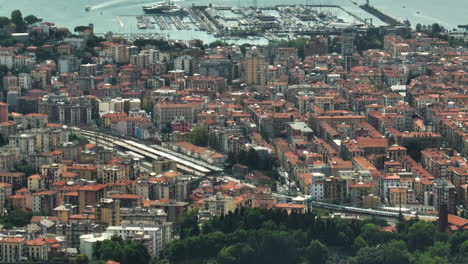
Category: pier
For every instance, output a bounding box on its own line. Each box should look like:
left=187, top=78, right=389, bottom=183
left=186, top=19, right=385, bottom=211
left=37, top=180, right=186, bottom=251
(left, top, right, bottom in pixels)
left=359, top=4, right=406, bottom=27
left=154, top=16, right=171, bottom=30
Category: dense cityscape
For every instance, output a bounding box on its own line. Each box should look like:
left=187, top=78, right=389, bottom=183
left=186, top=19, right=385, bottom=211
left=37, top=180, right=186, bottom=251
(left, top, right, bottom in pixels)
left=0, top=2, right=465, bottom=264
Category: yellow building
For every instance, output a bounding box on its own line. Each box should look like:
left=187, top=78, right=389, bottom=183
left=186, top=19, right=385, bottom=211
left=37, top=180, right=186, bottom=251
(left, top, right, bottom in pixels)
left=102, top=112, right=128, bottom=127
left=240, top=55, right=266, bottom=85
left=67, top=164, right=97, bottom=181
left=96, top=198, right=121, bottom=226
left=54, top=204, right=78, bottom=222
left=27, top=174, right=43, bottom=192
left=389, top=187, right=408, bottom=206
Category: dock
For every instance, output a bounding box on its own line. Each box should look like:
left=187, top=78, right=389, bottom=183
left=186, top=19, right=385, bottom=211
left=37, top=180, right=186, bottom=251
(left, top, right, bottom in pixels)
left=359, top=4, right=406, bottom=26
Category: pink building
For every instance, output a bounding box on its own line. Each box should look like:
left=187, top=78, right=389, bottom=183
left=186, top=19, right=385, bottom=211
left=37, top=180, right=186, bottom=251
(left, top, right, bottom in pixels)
left=0, top=103, right=7, bottom=123
left=171, top=120, right=192, bottom=133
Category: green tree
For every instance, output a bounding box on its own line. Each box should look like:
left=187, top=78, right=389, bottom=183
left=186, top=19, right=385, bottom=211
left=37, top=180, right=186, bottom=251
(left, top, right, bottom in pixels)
left=217, top=243, right=255, bottom=264
left=179, top=208, right=200, bottom=239
left=427, top=241, right=450, bottom=258
left=76, top=254, right=89, bottom=264
left=459, top=240, right=468, bottom=255
left=94, top=236, right=149, bottom=264
left=188, top=127, right=209, bottom=147
left=69, top=133, right=89, bottom=145
left=352, top=236, right=368, bottom=252
left=74, top=25, right=90, bottom=32
left=246, top=148, right=258, bottom=169
left=360, top=223, right=385, bottom=245
left=381, top=240, right=410, bottom=264
left=432, top=23, right=442, bottom=35
left=209, top=40, right=228, bottom=48
left=0, top=210, right=33, bottom=229
left=35, top=47, right=56, bottom=61
left=121, top=241, right=150, bottom=264
left=448, top=230, right=468, bottom=254
left=24, top=15, right=38, bottom=25
left=0, top=16, right=10, bottom=28
left=352, top=247, right=384, bottom=264
left=305, top=240, right=329, bottom=264
left=15, top=164, right=33, bottom=175
left=413, top=253, right=449, bottom=264
left=416, top=23, right=422, bottom=32
left=408, top=221, right=435, bottom=251
left=10, top=10, right=25, bottom=32
left=227, top=152, right=237, bottom=166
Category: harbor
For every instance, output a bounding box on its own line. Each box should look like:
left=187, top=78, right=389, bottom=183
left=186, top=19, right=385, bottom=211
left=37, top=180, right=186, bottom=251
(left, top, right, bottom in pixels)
left=0, top=0, right=466, bottom=39
left=109, top=3, right=396, bottom=43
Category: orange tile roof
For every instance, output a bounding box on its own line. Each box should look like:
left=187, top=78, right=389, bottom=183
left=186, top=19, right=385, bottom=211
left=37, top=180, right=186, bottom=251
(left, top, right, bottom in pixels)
left=103, top=112, right=128, bottom=118
left=348, top=182, right=377, bottom=188
left=174, top=142, right=209, bottom=154
left=70, top=214, right=95, bottom=220
left=161, top=170, right=182, bottom=178
left=448, top=214, right=468, bottom=230
left=62, top=172, right=79, bottom=178
left=68, top=164, right=97, bottom=170
left=84, top=144, right=96, bottom=150
left=79, top=184, right=107, bottom=191
left=298, top=173, right=312, bottom=186
left=0, top=237, right=25, bottom=243
left=274, top=203, right=306, bottom=209
left=108, top=194, right=141, bottom=200
left=33, top=190, right=56, bottom=196
left=9, top=194, right=25, bottom=199
left=25, top=238, right=48, bottom=246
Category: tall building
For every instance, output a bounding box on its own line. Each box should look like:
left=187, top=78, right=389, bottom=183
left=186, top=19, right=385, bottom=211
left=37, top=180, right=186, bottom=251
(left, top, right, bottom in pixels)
left=3, top=74, right=18, bottom=90
left=57, top=101, right=93, bottom=126
left=79, top=63, right=98, bottom=76
left=240, top=48, right=266, bottom=85
left=95, top=198, right=121, bottom=226
left=433, top=178, right=456, bottom=214
left=58, top=55, right=81, bottom=73
left=341, top=27, right=355, bottom=72
left=0, top=102, right=8, bottom=123
left=18, top=73, right=32, bottom=90
left=174, top=55, right=193, bottom=74
left=199, top=58, right=233, bottom=79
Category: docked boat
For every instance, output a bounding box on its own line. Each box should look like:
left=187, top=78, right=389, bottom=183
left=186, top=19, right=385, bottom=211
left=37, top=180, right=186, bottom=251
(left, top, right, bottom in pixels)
left=143, top=1, right=187, bottom=15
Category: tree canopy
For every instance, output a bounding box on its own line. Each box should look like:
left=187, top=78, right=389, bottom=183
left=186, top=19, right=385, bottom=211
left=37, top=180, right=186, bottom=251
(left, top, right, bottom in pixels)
left=10, top=10, right=25, bottom=32
left=74, top=25, right=91, bottom=32
left=0, top=210, right=33, bottom=229
left=188, top=127, right=209, bottom=147
left=162, top=207, right=468, bottom=264
left=69, top=133, right=89, bottom=145
left=0, top=16, right=11, bottom=28
left=24, top=15, right=38, bottom=25
left=93, top=236, right=150, bottom=264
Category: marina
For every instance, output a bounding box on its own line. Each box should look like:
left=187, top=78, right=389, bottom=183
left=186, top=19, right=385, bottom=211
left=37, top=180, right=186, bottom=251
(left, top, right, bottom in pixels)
left=111, top=3, right=393, bottom=43
left=0, top=0, right=466, bottom=39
